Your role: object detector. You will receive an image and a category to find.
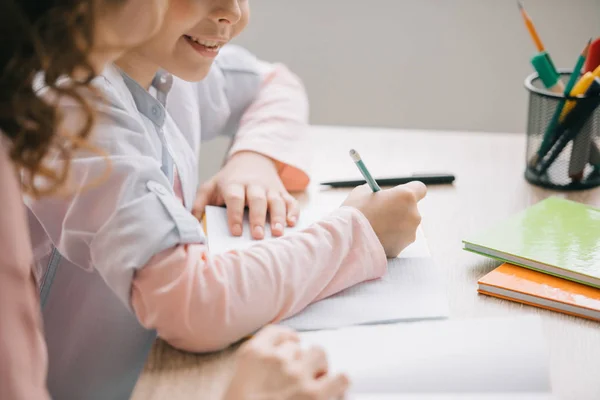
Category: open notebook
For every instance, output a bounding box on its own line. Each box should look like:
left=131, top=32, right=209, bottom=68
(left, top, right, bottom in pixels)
left=204, top=205, right=448, bottom=330
left=300, top=316, right=553, bottom=398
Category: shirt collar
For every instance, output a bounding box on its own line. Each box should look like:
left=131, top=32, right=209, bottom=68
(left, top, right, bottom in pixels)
left=118, top=69, right=173, bottom=128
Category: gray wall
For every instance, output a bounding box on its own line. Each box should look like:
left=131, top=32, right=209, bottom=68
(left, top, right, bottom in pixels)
left=199, top=0, right=600, bottom=181
left=233, top=0, right=600, bottom=133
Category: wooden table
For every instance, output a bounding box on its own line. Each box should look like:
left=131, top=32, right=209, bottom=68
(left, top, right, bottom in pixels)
left=132, top=126, right=600, bottom=400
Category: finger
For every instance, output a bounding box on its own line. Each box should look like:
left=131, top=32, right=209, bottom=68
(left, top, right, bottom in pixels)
left=246, top=186, right=268, bottom=240
left=267, top=191, right=287, bottom=237
left=252, top=325, right=299, bottom=347
left=283, top=193, right=300, bottom=227
left=275, top=340, right=303, bottom=361
left=223, top=184, right=246, bottom=236
left=399, top=180, right=427, bottom=201
left=301, top=346, right=329, bottom=378
left=310, top=373, right=350, bottom=399
left=192, top=181, right=216, bottom=220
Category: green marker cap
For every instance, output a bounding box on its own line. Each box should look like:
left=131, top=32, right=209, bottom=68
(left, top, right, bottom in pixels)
left=531, top=52, right=560, bottom=89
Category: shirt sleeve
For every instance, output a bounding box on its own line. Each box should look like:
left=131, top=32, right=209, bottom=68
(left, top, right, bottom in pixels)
left=227, top=59, right=311, bottom=192
left=0, top=143, right=50, bottom=400
left=130, top=206, right=387, bottom=353
left=26, top=78, right=205, bottom=308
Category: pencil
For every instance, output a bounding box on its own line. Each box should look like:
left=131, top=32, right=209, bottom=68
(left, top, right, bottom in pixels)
left=517, top=0, right=544, bottom=52
left=349, top=149, right=381, bottom=192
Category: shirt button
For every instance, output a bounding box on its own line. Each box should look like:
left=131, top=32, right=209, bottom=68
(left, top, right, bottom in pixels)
left=147, top=181, right=168, bottom=195
left=152, top=106, right=159, bottom=116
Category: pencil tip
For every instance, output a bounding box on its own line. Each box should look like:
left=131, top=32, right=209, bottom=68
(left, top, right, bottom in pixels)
left=349, top=149, right=360, bottom=162
left=583, top=38, right=592, bottom=56
left=517, top=0, right=524, bottom=10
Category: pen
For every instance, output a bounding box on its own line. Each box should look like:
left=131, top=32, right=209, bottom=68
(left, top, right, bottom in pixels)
left=531, top=39, right=592, bottom=168
left=321, top=173, right=456, bottom=188
left=349, top=149, right=381, bottom=192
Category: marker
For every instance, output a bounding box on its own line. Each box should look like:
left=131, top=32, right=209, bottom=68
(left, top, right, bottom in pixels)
left=531, top=52, right=564, bottom=94
left=560, top=71, right=596, bottom=122
left=349, top=149, right=381, bottom=192
left=584, top=37, right=600, bottom=73
left=531, top=39, right=592, bottom=168
left=537, top=77, right=600, bottom=176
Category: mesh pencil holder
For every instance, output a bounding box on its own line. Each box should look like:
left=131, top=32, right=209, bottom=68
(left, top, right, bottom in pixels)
left=524, top=70, right=600, bottom=190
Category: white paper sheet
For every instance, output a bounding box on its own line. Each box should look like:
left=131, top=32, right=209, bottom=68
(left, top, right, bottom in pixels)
left=279, top=255, right=447, bottom=330
left=350, top=395, right=554, bottom=400
left=300, top=316, right=552, bottom=395
left=204, top=205, right=448, bottom=330
left=205, top=204, right=431, bottom=258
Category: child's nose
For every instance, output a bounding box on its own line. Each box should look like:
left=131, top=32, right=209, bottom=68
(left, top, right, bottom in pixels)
left=210, top=0, right=242, bottom=25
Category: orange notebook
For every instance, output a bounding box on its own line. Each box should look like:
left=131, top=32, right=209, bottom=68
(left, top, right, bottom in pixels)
left=478, top=263, right=600, bottom=322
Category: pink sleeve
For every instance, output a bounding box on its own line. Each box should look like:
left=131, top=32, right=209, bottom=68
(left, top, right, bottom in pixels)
left=0, top=145, right=50, bottom=400
left=227, top=62, right=311, bottom=192
left=130, top=206, right=386, bottom=353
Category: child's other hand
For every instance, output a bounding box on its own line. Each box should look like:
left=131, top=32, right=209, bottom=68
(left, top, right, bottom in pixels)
left=342, top=181, right=427, bottom=257
left=193, top=151, right=300, bottom=239
left=223, top=325, right=350, bottom=400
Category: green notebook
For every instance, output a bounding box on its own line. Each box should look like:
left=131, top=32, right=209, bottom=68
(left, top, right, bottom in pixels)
left=463, top=197, right=600, bottom=288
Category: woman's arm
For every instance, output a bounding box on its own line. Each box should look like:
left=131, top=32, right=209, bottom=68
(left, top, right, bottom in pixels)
left=0, top=144, right=50, bottom=400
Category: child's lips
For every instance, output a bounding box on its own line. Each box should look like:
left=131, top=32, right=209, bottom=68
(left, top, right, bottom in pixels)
left=183, top=35, right=222, bottom=58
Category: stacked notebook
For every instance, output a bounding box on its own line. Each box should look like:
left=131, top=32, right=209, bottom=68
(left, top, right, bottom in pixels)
left=463, top=197, right=600, bottom=321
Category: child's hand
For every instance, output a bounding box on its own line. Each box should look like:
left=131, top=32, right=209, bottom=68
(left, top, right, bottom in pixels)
left=342, top=182, right=427, bottom=257
left=223, top=325, right=350, bottom=400
left=193, top=151, right=300, bottom=239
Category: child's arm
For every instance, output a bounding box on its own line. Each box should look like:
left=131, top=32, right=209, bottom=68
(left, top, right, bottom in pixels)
left=130, top=206, right=386, bottom=353
left=179, top=45, right=312, bottom=238
left=187, top=45, right=311, bottom=192
left=227, top=57, right=310, bottom=192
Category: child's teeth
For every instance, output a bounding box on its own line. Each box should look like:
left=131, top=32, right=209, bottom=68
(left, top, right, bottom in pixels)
left=199, top=40, right=218, bottom=47
left=187, top=35, right=221, bottom=49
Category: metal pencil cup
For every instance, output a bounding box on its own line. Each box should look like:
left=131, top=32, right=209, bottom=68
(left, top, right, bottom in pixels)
left=524, top=70, right=600, bottom=190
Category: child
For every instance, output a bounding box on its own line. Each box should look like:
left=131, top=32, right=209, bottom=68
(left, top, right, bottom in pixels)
left=27, top=0, right=425, bottom=396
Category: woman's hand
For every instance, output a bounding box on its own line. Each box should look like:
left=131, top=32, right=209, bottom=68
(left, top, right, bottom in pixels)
left=223, top=325, right=349, bottom=400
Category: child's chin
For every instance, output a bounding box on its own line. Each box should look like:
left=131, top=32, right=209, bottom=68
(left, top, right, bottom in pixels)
left=174, top=65, right=212, bottom=82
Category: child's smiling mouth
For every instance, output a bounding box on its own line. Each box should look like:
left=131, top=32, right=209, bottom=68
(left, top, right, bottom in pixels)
left=183, top=35, right=225, bottom=58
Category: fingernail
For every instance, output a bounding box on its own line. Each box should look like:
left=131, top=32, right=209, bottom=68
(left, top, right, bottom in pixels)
left=253, top=225, right=264, bottom=239
left=232, top=224, right=242, bottom=236
left=273, top=222, right=283, bottom=233
left=288, top=216, right=297, bottom=226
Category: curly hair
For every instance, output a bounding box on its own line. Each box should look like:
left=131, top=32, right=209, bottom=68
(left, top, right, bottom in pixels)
left=0, top=0, right=101, bottom=197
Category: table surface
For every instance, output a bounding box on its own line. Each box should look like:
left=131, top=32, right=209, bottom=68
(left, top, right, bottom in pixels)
left=131, top=126, right=600, bottom=400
